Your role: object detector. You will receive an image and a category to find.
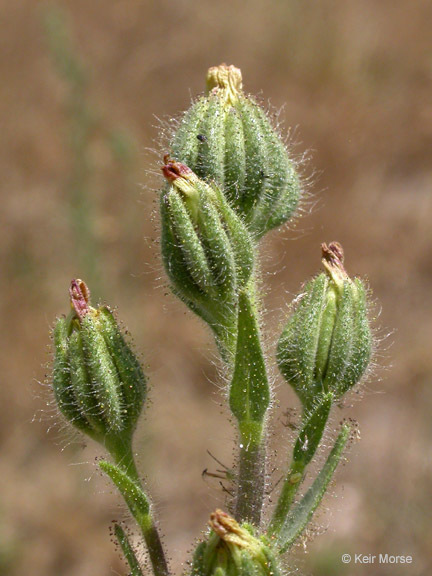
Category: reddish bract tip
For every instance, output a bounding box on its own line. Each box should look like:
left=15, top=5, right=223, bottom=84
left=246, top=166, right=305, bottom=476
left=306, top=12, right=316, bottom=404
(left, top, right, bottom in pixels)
left=161, top=156, right=193, bottom=182
left=322, top=241, right=345, bottom=269
left=69, top=279, right=91, bottom=320
left=321, top=242, right=349, bottom=285
left=209, top=509, right=242, bottom=539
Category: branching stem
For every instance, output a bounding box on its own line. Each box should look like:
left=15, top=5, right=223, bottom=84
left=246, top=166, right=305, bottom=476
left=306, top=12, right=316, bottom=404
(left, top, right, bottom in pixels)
left=104, top=436, right=170, bottom=576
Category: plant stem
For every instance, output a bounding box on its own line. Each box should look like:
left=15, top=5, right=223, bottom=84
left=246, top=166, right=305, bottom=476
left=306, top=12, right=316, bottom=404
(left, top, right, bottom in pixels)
left=277, top=424, right=351, bottom=552
left=268, top=461, right=305, bottom=535
left=235, top=426, right=266, bottom=525
left=269, top=394, right=332, bottom=535
left=105, top=436, right=170, bottom=576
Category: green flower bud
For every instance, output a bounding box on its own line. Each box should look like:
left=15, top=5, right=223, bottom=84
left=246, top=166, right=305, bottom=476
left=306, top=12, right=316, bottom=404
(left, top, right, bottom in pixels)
left=191, top=509, right=281, bottom=576
left=277, top=242, right=372, bottom=408
left=160, top=157, right=254, bottom=357
left=52, top=280, right=147, bottom=445
left=171, top=64, right=301, bottom=239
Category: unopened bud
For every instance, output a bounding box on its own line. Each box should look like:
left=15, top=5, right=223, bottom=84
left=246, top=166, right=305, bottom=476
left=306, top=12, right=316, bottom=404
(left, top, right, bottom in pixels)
left=160, top=158, right=254, bottom=357
left=191, top=509, right=281, bottom=576
left=277, top=243, right=372, bottom=408
left=171, top=64, right=301, bottom=239
left=52, top=280, right=147, bottom=444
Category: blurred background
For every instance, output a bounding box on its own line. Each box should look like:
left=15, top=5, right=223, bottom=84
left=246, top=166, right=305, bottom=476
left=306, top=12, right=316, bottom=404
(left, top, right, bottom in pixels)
left=1, top=1, right=431, bottom=575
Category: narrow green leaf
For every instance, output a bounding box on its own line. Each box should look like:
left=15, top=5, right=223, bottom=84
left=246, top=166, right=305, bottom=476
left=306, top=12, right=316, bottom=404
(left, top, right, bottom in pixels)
left=114, top=523, right=144, bottom=576
left=229, top=290, right=270, bottom=437
left=269, top=393, right=333, bottom=535
left=99, top=460, right=151, bottom=531
left=293, top=394, right=333, bottom=467
left=278, top=424, right=351, bottom=553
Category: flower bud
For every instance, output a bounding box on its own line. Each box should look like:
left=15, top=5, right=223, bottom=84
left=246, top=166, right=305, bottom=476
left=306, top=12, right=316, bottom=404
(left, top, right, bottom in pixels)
left=171, top=64, right=301, bottom=239
left=277, top=243, right=372, bottom=408
left=52, top=280, right=147, bottom=444
left=191, top=509, right=281, bottom=576
left=160, top=158, right=254, bottom=357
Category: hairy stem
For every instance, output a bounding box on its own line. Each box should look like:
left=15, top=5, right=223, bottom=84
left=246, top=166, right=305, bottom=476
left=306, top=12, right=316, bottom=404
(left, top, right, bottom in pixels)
left=235, top=428, right=266, bottom=524
left=277, top=424, right=351, bottom=552
left=104, top=436, right=170, bottom=576
left=268, top=460, right=305, bottom=535
left=269, top=394, right=332, bottom=535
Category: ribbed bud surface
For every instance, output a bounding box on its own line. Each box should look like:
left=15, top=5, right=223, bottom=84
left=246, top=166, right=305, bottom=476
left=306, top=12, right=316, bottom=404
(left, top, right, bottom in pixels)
left=161, top=158, right=254, bottom=357
left=191, top=510, right=281, bottom=576
left=52, top=280, right=147, bottom=443
left=171, top=64, right=301, bottom=239
left=277, top=242, right=372, bottom=408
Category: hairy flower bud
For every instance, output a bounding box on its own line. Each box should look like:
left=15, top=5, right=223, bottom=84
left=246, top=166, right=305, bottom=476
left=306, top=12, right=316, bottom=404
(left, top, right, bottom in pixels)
left=171, top=64, right=301, bottom=239
left=52, top=280, right=147, bottom=444
left=161, top=157, right=254, bottom=357
left=191, top=509, right=281, bottom=576
left=277, top=243, right=372, bottom=408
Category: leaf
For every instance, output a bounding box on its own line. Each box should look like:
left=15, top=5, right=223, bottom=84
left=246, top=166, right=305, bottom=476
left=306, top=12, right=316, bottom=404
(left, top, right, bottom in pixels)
left=229, top=290, right=270, bottom=441
left=293, top=393, right=333, bottom=467
left=269, top=393, right=333, bottom=535
left=99, top=460, right=151, bottom=531
left=277, top=424, right=351, bottom=553
left=114, top=523, right=144, bottom=576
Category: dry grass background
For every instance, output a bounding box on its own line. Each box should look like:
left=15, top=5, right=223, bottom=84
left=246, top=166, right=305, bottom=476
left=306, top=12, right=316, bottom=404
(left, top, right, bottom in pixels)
left=1, top=1, right=432, bottom=575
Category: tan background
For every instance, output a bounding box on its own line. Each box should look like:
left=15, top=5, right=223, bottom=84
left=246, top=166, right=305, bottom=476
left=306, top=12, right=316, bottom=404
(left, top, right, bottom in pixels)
left=1, top=1, right=431, bottom=575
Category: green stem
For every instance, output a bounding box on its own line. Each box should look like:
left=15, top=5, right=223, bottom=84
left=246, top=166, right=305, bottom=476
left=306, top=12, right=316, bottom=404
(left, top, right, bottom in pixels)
left=230, top=287, right=270, bottom=525
left=104, top=435, right=170, bottom=576
left=268, top=461, right=305, bottom=535
left=105, top=434, right=140, bottom=480
left=235, top=426, right=266, bottom=525
left=277, top=424, right=351, bottom=553
left=269, top=394, right=332, bottom=535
